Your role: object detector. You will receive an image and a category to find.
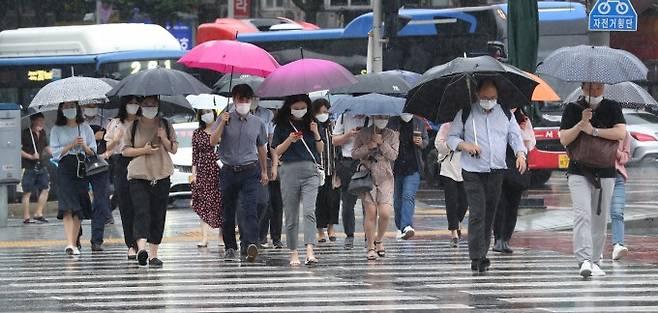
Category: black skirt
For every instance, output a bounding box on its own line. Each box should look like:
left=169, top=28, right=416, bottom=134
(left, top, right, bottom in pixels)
left=56, top=155, right=91, bottom=220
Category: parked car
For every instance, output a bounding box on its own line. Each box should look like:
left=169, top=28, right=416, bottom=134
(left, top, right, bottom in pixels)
left=169, top=122, right=196, bottom=202
left=624, top=109, right=658, bottom=165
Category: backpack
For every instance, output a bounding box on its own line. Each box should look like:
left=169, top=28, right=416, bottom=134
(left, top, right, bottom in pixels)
left=130, top=117, right=171, bottom=148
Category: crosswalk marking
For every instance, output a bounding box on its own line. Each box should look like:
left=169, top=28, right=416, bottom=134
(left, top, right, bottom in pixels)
left=2, top=239, right=658, bottom=312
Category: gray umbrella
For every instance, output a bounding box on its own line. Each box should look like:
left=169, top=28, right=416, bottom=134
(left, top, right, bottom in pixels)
left=28, top=76, right=112, bottom=112
left=107, top=68, right=211, bottom=98
left=329, top=71, right=412, bottom=95
left=537, top=45, right=648, bottom=84
left=331, top=93, right=404, bottom=116
left=213, top=74, right=264, bottom=97
left=564, top=81, right=658, bottom=106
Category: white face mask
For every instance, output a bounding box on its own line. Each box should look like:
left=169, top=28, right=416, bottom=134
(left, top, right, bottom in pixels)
left=291, top=108, right=307, bottom=119
left=236, top=103, right=251, bottom=115
left=400, top=113, right=414, bottom=123
left=141, top=107, right=158, bottom=119
left=84, top=107, right=98, bottom=117
left=585, top=95, right=603, bottom=107
left=201, top=112, right=215, bottom=124
left=126, top=104, right=140, bottom=115
left=62, top=108, right=78, bottom=120
left=373, top=118, right=389, bottom=129
left=479, top=99, right=497, bottom=111
left=315, top=113, right=329, bottom=123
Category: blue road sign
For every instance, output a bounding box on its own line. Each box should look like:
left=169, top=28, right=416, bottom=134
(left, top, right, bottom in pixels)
left=589, top=0, right=638, bottom=31
left=166, top=23, right=193, bottom=50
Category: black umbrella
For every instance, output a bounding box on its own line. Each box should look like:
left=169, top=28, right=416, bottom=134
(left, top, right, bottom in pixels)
left=329, top=71, right=412, bottom=95
left=404, top=56, right=538, bottom=123
left=213, top=74, right=264, bottom=97
left=107, top=68, right=211, bottom=99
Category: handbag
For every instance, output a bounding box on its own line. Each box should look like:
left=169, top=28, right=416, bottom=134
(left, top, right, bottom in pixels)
left=567, top=134, right=618, bottom=168
left=290, top=122, right=325, bottom=186
left=347, top=163, right=373, bottom=196
left=85, top=153, right=109, bottom=176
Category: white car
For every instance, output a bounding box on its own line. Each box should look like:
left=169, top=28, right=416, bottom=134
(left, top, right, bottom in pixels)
left=624, top=109, right=658, bottom=165
left=169, top=122, right=196, bottom=201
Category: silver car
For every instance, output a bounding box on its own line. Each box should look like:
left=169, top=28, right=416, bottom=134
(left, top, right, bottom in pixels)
left=624, top=109, right=658, bottom=165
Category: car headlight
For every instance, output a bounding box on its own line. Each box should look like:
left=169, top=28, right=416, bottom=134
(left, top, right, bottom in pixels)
left=173, top=165, right=193, bottom=173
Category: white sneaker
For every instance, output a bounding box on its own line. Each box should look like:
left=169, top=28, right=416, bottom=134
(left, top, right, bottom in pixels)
left=612, top=244, right=629, bottom=261
left=579, top=260, right=592, bottom=278
left=72, top=247, right=81, bottom=255
left=591, top=263, right=606, bottom=276
left=401, top=226, right=415, bottom=240
left=396, top=230, right=404, bottom=240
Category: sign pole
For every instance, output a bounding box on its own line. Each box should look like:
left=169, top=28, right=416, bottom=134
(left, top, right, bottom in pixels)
left=228, top=0, right=235, bottom=18
left=0, top=185, right=7, bottom=227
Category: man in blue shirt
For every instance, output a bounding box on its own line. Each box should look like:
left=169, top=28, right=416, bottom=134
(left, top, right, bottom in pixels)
left=447, top=79, right=527, bottom=272
left=211, top=84, right=269, bottom=262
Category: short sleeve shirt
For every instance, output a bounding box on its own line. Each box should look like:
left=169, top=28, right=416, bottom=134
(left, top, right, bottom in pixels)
left=21, top=128, right=48, bottom=169
left=560, top=99, right=625, bottom=178
left=122, top=118, right=177, bottom=181
left=217, top=111, right=267, bottom=166
left=272, top=119, right=321, bottom=163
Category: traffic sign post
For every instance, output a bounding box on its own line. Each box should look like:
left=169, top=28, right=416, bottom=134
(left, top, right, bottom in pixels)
left=589, top=0, right=638, bottom=31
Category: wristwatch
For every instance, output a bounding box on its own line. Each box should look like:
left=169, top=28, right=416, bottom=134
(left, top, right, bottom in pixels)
left=592, top=128, right=599, bottom=137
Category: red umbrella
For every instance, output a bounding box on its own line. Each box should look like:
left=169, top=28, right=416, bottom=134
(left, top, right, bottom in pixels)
left=178, top=40, right=280, bottom=77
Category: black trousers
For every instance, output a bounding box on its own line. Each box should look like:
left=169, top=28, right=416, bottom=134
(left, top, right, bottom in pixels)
left=462, top=170, right=504, bottom=261
left=316, top=175, right=340, bottom=228
left=129, top=178, right=170, bottom=245
left=337, top=158, right=359, bottom=237
left=441, top=175, right=468, bottom=231
left=259, top=180, right=283, bottom=243
left=493, top=180, right=523, bottom=242
left=112, top=155, right=135, bottom=249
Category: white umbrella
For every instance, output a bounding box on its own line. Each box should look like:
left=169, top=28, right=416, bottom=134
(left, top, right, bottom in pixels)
left=28, top=76, right=112, bottom=112
left=185, top=94, right=229, bottom=111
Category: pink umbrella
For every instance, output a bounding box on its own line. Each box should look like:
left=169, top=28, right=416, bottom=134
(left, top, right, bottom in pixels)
left=256, top=59, right=357, bottom=98
left=178, top=40, right=280, bottom=77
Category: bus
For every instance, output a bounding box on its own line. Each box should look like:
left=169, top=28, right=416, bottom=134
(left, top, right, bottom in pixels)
left=197, top=17, right=320, bottom=44
left=0, top=23, right=188, bottom=110
left=233, top=1, right=587, bottom=77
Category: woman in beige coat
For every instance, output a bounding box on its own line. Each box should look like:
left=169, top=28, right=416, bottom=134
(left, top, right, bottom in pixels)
left=352, top=115, right=399, bottom=260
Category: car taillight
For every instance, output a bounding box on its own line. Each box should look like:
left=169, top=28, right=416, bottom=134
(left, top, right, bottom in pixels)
left=630, top=131, right=657, bottom=142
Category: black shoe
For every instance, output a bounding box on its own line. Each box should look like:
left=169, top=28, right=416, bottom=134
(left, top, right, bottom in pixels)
left=91, top=244, right=104, bottom=252
left=246, top=244, right=258, bottom=262
left=23, top=218, right=35, bottom=224
left=450, top=237, right=459, bottom=248
left=33, top=216, right=49, bottom=223
left=471, top=259, right=479, bottom=271
left=137, top=250, right=148, bottom=266
left=481, top=258, right=491, bottom=271
left=105, top=217, right=115, bottom=225
left=492, top=240, right=504, bottom=253
left=127, top=254, right=137, bottom=260
left=148, top=258, right=163, bottom=267
left=273, top=241, right=284, bottom=249
left=344, top=237, right=354, bottom=250
left=502, top=241, right=514, bottom=254
left=223, top=248, right=237, bottom=262
left=328, top=236, right=337, bottom=242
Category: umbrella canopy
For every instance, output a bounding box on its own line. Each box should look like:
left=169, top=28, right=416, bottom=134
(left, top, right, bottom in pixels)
left=256, top=59, right=357, bottom=98
left=507, top=0, right=539, bottom=72
left=213, top=74, right=264, bottom=96
left=185, top=94, right=230, bottom=111
left=329, top=71, right=412, bottom=95
left=537, top=45, right=648, bottom=84
left=524, top=72, right=560, bottom=102
left=178, top=40, right=280, bottom=77
left=106, top=68, right=211, bottom=98
left=564, top=81, right=657, bottom=106
left=405, top=56, right=538, bottom=123
left=29, top=76, right=113, bottom=112
left=382, top=70, right=422, bottom=86
left=330, top=93, right=404, bottom=116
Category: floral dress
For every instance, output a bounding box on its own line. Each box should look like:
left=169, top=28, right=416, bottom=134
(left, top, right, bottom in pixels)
left=192, top=129, right=222, bottom=228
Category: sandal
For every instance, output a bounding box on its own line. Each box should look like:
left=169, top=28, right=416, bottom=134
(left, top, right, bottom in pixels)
left=374, top=241, right=386, bottom=257
left=318, top=238, right=327, bottom=243
left=304, top=257, right=319, bottom=265
left=290, top=259, right=301, bottom=266
left=367, top=248, right=378, bottom=260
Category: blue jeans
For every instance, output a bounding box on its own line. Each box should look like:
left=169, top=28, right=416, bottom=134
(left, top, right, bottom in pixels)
left=610, top=173, right=626, bottom=246
left=89, top=170, right=111, bottom=245
left=393, top=171, right=421, bottom=231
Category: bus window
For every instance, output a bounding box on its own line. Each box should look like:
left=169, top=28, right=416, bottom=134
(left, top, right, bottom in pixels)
left=98, top=58, right=184, bottom=80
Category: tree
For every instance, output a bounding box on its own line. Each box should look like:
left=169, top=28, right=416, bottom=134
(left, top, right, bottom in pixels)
left=291, top=0, right=324, bottom=24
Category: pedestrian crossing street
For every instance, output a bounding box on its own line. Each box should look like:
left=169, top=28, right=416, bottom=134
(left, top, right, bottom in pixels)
left=2, top=239, right=658, bottom=312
